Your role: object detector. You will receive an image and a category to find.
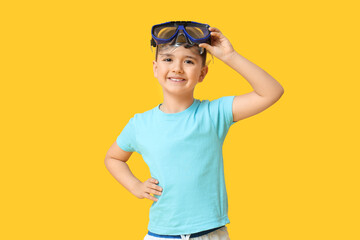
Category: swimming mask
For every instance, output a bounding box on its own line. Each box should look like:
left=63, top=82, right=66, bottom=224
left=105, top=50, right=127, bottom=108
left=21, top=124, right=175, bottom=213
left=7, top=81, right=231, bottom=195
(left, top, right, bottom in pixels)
left=151, top=21, right=212, bottom=55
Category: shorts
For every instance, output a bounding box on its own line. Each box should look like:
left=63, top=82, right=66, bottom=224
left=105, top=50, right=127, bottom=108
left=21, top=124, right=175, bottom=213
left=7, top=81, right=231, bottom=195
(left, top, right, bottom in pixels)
left=143, top=226, right=230, bottom=240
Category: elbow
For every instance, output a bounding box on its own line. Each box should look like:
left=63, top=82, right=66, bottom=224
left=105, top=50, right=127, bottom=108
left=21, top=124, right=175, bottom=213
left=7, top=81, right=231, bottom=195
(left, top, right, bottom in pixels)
left=279, top=87, right=285, bottom=97
left=104, top=156, right=109, bottom=168
left=269, top=88, right=284, bottom=102
left=264, top=85, right=284, bottom=100
left=276, top=89, right=284, bottom=101
left=276, top=86, right=285, bottom=98
left=104, top=154, right=112, bottom=167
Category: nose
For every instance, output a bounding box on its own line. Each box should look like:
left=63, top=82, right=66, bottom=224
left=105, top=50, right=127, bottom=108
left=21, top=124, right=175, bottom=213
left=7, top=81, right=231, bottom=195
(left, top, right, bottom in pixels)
left=172, top=60, right=184, bottom=74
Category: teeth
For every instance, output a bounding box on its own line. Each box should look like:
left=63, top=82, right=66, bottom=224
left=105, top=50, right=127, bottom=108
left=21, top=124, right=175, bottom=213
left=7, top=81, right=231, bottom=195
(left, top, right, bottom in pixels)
left=169, top=78, right=185, bottom=82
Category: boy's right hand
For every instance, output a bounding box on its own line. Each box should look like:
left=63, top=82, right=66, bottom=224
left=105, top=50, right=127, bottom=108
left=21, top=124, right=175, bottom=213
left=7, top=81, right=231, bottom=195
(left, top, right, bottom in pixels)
left=132, top=178, right=163, bottom=202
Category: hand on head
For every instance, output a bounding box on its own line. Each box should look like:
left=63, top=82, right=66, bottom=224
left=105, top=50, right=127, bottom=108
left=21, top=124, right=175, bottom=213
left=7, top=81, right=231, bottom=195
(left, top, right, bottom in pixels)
left=199, top=27, right=236, bottom=62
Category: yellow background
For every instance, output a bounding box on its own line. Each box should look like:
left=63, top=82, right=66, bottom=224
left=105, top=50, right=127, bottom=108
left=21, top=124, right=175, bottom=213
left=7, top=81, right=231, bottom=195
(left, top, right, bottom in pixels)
left=1, top=0, right=359, bottom=239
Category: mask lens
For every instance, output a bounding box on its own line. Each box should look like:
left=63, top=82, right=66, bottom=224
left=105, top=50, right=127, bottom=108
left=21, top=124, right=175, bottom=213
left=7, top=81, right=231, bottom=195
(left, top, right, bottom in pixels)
left=154, top=26, right=177, bottom=39
left=185, top=25, right=209, bottom=39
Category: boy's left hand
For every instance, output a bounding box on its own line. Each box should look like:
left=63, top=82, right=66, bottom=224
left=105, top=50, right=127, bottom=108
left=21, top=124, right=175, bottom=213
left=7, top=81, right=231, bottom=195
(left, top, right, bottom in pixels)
left=199, top=27, right=236, bottom=62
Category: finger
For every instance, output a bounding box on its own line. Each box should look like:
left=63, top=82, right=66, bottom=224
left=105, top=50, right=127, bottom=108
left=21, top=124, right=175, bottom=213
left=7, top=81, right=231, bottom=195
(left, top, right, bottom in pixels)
left=198, top=43, right=214, bottom=53
left=148, top=187, right=162, bottom=196
left=149, top=178, right=158, bottom=184
left=149, top=183, right=163, bottom=194
left=151, top=184, right=163, bottom=192
left=211, top=31, right=223, bottom=38
left=145, top=181, right=156, bottom=189
left=144, top=193, right=158, bottom=202
left=209, top=27, right=222, bottom=34
left=145, top=182, right=163, bottom=192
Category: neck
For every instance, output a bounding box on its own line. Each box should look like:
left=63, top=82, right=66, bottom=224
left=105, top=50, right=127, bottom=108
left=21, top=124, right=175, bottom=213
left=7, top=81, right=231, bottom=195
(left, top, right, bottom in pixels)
left=160, top=95, right=195, bottom=114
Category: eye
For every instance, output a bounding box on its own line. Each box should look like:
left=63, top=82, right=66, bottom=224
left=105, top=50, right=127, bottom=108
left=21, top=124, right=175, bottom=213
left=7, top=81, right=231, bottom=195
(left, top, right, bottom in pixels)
left=162, top=58, right=172, bottom=62
left=185, top=60, right=194, bottom=64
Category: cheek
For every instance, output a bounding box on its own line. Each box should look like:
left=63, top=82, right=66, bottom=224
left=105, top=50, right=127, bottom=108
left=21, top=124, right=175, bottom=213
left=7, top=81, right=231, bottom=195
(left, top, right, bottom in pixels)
left=191, top=68, right=202, bottom=77
left=158, top=68, right=169, bottom=78
left=159, top=68, right=168, bottom=75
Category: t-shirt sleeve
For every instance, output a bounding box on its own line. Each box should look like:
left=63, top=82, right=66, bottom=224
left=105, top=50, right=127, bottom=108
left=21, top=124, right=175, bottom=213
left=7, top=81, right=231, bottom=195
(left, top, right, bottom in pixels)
left=209, top=95, right=236, bottom=143
left=116, top=117, right=138, bottom=153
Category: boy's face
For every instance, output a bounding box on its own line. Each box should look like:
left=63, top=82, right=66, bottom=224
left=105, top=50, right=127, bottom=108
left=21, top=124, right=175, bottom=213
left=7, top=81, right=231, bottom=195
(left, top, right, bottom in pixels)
left=153, top=45, right=208, bottom=95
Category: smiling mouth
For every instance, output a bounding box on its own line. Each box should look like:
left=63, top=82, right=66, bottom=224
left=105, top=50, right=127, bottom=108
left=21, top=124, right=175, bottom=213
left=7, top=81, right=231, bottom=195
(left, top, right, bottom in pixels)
left=168, top=78, right=186, bottom=82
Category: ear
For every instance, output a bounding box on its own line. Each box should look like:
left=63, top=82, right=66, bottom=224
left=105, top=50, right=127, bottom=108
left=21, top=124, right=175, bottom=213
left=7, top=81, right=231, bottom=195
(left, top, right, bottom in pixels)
left=153, top=60, right=158, bottom=78
left=198, top=65, right=208, bottom=83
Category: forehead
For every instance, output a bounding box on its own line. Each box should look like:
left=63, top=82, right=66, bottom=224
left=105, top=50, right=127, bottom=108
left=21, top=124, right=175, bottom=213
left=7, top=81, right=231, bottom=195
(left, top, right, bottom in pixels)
left=158, top=45, right=201, bottom=58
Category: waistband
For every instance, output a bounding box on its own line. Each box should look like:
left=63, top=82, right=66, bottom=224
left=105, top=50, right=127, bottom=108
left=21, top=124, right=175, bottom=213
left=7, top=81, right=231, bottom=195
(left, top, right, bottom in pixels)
left=147, top=225, right=224, bottom=239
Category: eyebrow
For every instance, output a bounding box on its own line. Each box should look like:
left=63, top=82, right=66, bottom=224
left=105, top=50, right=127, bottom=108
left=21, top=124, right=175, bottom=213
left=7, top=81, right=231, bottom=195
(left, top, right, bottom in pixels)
left=159, top=53, right=197, bottom=60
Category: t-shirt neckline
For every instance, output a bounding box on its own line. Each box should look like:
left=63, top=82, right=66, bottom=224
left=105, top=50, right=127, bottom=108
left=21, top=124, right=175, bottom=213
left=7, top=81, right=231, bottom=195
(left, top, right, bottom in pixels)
left=156, top=98, right=199, bottom=119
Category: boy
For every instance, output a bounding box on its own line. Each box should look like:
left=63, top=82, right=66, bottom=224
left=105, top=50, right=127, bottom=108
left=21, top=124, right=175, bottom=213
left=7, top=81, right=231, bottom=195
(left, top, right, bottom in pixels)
left=104, top=21, right=284, bottom=240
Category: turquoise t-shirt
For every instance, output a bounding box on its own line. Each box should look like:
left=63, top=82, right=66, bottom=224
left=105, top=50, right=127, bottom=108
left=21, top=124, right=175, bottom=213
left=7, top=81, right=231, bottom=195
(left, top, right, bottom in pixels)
left=116, top=96, right=236, bottom=235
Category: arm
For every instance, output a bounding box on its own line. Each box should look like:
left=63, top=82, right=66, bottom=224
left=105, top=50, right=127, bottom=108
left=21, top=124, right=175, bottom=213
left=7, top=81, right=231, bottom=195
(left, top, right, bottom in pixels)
left=104, top=141, right=162, bottom=202
left=200, top=27, right=284, bottom=121
left=104, top=141, right=141, bottom=194
left=223, top=51, right=284, bottom=121
left=222, top=51, right=284, bottom=98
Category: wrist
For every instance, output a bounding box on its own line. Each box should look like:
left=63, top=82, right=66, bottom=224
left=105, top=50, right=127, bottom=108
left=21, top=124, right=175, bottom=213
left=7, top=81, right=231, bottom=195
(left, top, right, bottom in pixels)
left=129, top=179, right=142, bottom=194
left=222, top=50, right=238, bottom=63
